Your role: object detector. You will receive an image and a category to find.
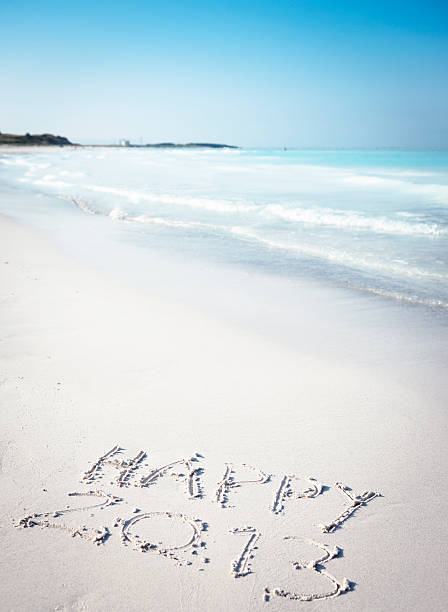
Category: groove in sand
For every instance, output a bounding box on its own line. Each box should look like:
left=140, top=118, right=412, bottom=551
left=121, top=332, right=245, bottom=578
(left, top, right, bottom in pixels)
left=319, top=482, right=380, bottom=533
left=265, top=537, right=350, bottom=602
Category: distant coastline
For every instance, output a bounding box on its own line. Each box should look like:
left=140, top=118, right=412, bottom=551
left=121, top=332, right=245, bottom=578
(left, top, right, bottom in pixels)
left=0, top=132, right=73, bottom=146
left=0, top=132, right=238, bottom=149
left=129, top=142, right=239, bottom=149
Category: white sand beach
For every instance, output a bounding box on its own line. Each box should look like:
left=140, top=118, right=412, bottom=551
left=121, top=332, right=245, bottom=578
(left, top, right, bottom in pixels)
left=1, top=199, right=447, bottom=610
left=2, top=0, right=448, bottom=605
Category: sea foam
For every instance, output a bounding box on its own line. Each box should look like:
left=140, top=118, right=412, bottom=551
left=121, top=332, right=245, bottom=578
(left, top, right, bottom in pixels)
left=2, top=147, right=448, bottom=310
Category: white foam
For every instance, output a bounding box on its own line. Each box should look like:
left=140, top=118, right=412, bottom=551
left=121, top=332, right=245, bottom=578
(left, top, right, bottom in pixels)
left=109, top=208, right=128, bottom=220
left=64, top=197, right=99, bottom=215
left=133, top=215, right=223, bottom=231
left=84, top=184, right=257, bottom=213
left=68, top=192, right=448, bottom=282
left=362, top=287, right=448, bottom=310
left=3, top=148, right=448, bottom=310
left=58, top=170, right=85, bottom=178
left=341, top=174, right=448, bottom=204
left=230, top=228, right=448, bottom=280
left=34, top=175, right=73, bottom=189
left=0, top=158, right=51, bottom=176
left=265, top=204, right=447, bottom=237
left=68, top=197, right=228, bottom=232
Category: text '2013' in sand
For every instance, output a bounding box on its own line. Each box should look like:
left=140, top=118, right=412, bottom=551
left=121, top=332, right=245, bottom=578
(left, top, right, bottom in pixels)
left=16, top=445, right=381, bottom=604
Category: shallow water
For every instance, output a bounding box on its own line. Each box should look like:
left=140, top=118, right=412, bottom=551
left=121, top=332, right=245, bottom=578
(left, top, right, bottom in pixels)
left=1, top=146, right=448, bottom=310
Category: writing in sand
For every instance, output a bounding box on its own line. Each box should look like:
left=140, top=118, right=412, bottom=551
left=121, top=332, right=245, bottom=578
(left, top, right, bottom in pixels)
left=16, top=445, right=381, bottom=603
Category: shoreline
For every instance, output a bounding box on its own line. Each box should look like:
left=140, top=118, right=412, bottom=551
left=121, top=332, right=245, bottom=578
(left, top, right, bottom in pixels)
left=2, top=145, right=448, bottom=316
left=1, top=211, right=447, bottom=610
left=1, top=179, right=446, bottom=370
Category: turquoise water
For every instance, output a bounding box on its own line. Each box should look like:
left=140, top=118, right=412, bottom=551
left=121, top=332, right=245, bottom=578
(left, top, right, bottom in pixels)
left=1, top=147, right=448, bottom=309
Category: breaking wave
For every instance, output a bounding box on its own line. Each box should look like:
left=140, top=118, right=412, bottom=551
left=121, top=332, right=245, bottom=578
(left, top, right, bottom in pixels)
left=2, top=146, right=448, bottom=312
left=84, top=184, right=257, bottom=213
left=361, top=287, right=448, bottom=310
left=229, top=227, right=448, bottom=280
left=265, top=204, right=447, bottom=237
left=68, top=198, right=225, bottom=232
left=66, top=196, right=448, bottom=282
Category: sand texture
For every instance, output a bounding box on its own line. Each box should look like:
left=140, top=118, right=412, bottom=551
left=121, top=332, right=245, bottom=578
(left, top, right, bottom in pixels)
left=1, top=214, right=448, bottom=611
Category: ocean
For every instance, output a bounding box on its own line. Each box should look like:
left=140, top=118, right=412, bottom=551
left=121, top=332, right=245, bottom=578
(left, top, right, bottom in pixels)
left=1, top=147, right=448, bottom=311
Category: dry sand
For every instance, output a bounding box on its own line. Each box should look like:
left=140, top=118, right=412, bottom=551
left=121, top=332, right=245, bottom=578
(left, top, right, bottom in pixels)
left=1, top=213, right=447, bottom=611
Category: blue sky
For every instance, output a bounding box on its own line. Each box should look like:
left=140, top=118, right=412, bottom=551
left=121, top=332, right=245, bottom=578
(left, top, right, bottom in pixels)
left=1, top=0, right=447, bottom=147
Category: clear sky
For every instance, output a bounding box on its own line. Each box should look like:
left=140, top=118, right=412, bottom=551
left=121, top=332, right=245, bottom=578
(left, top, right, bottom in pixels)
left=1, top=0, right=447, bottom=147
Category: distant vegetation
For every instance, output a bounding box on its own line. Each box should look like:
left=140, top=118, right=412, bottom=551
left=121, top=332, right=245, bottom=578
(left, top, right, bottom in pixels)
left=0, top=132, right=237, bottom=149
left=0, top=132, right=73, bottom=146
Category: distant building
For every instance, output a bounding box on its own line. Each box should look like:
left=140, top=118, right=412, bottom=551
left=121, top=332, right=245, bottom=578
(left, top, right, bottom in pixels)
left=119, top=139, right=130, bottom=147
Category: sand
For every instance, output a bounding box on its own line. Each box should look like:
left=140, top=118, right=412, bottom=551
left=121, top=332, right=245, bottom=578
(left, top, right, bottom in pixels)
left=1, top=212, right=448, bottom=611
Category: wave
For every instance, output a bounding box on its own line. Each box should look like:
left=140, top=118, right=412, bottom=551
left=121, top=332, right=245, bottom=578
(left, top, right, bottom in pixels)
left=265, top=204, right=447, bottom=237
left=229, top=227, right=448, bottom=280
left=0, top=157, right=45, bottom=168
left=361, top=287, right=448, bottom=310
left=58, top=170, right=85, bottom=178
left=66, top=196, right=447, bottom=281
left=68, top=198, right=225, bottom=232
left=84, top=184, right=257, bottom=213
left=72, top=184, right=448, bottom=237
left=61, top=197, right=99, bottom=215
left=34, top=175, right=74, bottom=189
left=132, top=214, right=223, bottom=232
left=0, top=158, right=52, bottom=178
left=341, top=174, right=448, bottom=204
